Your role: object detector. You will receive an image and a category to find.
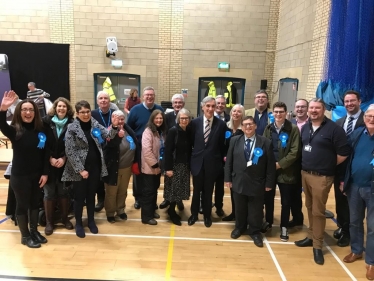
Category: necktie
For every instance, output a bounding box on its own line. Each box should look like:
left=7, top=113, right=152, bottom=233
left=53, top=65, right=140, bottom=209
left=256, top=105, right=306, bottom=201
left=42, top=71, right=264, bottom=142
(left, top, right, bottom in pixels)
left=346, top=116, right=354, bottom=135
left=204, top=119, right=211, bottom=144
left=245, top=139, right=251, bottom=161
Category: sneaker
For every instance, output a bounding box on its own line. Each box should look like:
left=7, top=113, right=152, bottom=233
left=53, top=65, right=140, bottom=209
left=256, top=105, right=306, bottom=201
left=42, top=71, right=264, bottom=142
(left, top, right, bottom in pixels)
left=280, top=227, right=289, bottom=242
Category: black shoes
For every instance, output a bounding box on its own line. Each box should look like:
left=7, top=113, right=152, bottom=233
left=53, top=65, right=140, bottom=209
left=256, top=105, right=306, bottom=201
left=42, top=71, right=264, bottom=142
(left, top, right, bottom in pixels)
left=107, top=216, right=116, bottom=223
left=119, top=213, right=128, bottom=220
left=134, top=200, right=141, bottom=209
left=88, top=221, right=98, bottom=234
left=30, top=231, right=48, bottom=244
left=188, top=215, right=198, bottom=226
left=94, top=201, right=104, bottom=212
left=337, top=233, right=350, bottom=247
left=313, top=248, right=324, bottom=265
left=153, top=212, right=160, bottom=219
left=288, top=220, right=304, bottom=228
left=176, top=201, right=184, bottom=211
left=143, top=219, right=157, bottom=225
left=231, top=228, right=242, bottom=239
left=204, top=217, right=212, bottom=228
left=333, top=227, right=342, bottom=239
left=295, top=237, right=313, bottom=247
left=75, top=224, right=85, bottom=238
left=160, top=200, right=170, bottom=209
left=261, top=221, right=272, bottom=233
left=216, top=209, right=224, bottom=217
left=21, top=236, right=41, bottom=248
left=251, top=234, right=263, bottom=247
left=222, top=213, right=235, bottom=221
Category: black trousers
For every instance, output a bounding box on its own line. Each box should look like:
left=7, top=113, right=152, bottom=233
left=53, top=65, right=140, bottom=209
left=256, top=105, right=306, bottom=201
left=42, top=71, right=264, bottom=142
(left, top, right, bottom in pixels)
left=334, top=177, right=350, bottom=233
left=6, top=181, right=17, bottom=217
left=133, top=174, right=143, bottom=200
left=10, top=173, right=42, bottom=215
left=96, top=181, right=105, bottom=203
left=141, top=174, right=161, bottom=222
left=233, top=191, right=263, bottom=235
left=214, top=169, right=224, bottom=210
left=264, top=187, right=276, bottom=225
left=73, top=165, right=100, bottom=225
left=191, top=163, right=218, bottom=218
left=228, top=188, right=236, bottom=215
left=278, top=183, right=301, bottom=227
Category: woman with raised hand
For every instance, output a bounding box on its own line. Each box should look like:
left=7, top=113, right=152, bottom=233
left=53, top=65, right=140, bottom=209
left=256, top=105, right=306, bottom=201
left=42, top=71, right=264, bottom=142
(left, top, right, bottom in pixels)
left=0, top=91, right=49, bottom=248
left=141, top=109, right=167, bottom=225
left=62, top=100, right=118, bottom=238
left=164, top=108, right=192, bottom=226
left=42, top=97, right=75, bottom=235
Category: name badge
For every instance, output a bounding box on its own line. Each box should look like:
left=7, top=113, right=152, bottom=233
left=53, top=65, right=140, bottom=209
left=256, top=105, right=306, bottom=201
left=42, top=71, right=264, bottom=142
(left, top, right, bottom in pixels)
left=247, top=160, right=252, bottom=167
left=304, top=144, right=312, bottom=152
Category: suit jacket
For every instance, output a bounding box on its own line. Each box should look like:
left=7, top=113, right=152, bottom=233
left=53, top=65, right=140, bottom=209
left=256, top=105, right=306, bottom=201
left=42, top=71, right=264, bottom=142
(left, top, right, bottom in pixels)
left=190, top=116, right=226, bottom=176
left=224, top=134, right=276, bottom=197
left=215, top=112, right=230, bottom=123
left=165, top=111, right=177, bottom=130
left=336, top=111, right=365, bottom=130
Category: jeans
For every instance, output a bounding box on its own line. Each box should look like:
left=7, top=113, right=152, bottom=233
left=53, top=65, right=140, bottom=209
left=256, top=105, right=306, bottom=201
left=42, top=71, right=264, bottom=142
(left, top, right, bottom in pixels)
left=278, top=183, right=299, bottom=227
left=346, top=183, right=374, bottom=265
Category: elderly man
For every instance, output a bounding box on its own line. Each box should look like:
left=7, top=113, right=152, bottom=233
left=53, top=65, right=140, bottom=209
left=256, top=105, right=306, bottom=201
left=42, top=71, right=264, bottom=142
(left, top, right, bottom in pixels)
left=127, top=86, right=164, bottom=209
left=188, top=96, right=226, bottom=227
left=333, top=90, right=365, bottom=247
left=160, top=93, right=186, bottom=211
left=27, top=82, right=50, bottom=117
left=225, top=116, right=276, bottom=247
left=214, top=95, right=230, bottom=122
left=341, top=104, right=374, bottom=280
left=245, top=90, right=271, bottom=135
left=90, top=91, right=119, bottom=212
left=295, top=98, right=350, bottom=265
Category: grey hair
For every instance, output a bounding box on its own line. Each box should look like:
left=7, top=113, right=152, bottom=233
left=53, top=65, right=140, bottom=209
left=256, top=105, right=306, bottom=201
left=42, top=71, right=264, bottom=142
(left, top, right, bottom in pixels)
left=200, top=96, right=216, bottom=107
left=171, top=93, right=184, bottom=103
left=28, top=82, right=36, bottom=87
left=309, top=98, right=326, bottom=109
left=215, top=95, right=226, bottom=101
left=97, top=91, right=109, bottom=100
left=143, top=86, right=155, bottom=94
left=227, top=104, right=245, bottom=130
left=176, top=108, right=192, bottom=123
left=112, top=110, right=125, bottom=118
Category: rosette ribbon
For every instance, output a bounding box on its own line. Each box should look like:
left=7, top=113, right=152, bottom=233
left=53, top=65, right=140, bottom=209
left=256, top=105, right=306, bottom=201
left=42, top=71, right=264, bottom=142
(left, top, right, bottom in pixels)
left=92, top=128, right=104, bottom=144
left=225, top=131, right=232, bottom=139
left=252, top=148, right=263, bottom=165
left=279, top=132, right=288, bottom=148
left=268, top=112, right=275, bottom=123
left=37, top=132, right=46, bottom=149
left=126, top=136, right=136, bottom=150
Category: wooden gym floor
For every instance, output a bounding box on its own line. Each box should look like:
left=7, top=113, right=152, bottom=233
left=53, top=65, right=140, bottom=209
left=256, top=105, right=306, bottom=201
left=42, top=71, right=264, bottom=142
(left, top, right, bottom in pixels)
left=0, top=143, right=369, bottom=281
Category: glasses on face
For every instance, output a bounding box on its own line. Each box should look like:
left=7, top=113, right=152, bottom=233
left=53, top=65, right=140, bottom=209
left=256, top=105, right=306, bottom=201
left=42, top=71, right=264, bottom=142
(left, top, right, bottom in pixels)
left=273, top=110, right=285, bottom=114
left=21, top=108, right=35, bottom=112
left=78, top=111, right=91, bottom=115
left=255, top=96, right=268, bottom=99
left=173, top=101, right=183, bottom=105
left=242, top=123, right=255, bottom=127
left=295, top=105, right=307, bottom=109
left=180, top=117, right=189, bottom=121
left=365, top=115, right=374, bottom=120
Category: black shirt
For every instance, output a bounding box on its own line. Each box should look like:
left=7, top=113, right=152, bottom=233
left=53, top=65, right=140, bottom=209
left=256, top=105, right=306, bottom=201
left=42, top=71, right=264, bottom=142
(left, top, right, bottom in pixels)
left=301, top=117, right=350, bottom=176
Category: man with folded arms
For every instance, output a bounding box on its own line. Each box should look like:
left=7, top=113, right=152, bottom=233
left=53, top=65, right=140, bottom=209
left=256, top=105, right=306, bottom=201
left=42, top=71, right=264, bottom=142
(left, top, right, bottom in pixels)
left=295, top=98, right=350, bottom=265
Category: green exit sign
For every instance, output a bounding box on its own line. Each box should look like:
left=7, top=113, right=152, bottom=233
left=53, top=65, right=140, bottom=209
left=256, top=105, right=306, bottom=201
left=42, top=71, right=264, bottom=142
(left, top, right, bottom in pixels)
left=218, top=62, right=230, bottom=70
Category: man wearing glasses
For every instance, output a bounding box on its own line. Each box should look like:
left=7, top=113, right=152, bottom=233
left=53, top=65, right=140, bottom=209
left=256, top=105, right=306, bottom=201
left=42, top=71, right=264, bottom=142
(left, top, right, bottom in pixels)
left=245, top=90, right=271, bottom=135
left=333, top=91, right=365, bottom=247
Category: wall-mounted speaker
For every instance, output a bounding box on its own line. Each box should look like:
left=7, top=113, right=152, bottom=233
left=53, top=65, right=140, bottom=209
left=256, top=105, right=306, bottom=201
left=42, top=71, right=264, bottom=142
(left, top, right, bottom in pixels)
left=260, top=79, right=267, bottom=90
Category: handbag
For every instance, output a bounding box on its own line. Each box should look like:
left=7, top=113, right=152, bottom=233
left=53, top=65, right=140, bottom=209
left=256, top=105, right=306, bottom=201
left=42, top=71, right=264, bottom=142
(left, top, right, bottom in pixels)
left=131, top=162, right=140, bottom=175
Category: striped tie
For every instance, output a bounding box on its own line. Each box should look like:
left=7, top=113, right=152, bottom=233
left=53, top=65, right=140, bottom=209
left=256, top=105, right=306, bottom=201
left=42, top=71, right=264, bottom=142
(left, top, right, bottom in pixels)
left=346, top=116, right=354, bottom=135
left=204, top=119, right=211, bottom=144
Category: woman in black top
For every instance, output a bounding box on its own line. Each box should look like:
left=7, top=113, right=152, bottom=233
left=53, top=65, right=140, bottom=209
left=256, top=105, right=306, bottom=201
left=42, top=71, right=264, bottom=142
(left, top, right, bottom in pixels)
left=62, top=100, right=118, bottom=238
left=42, top=97, right=75, bottom=235
left=164, top=108, right=192, bottom=225
left=0, top=91, right=49, bottom=248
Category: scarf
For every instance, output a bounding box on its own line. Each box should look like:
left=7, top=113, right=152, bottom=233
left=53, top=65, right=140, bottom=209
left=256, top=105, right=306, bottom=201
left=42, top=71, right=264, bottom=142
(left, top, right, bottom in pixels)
left=52, top=115, right=68, bottom=137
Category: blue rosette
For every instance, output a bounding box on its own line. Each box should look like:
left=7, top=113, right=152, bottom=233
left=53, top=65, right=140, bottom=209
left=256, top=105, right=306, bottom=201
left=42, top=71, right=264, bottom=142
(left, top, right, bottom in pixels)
left=37, top=132, right=46, bottom=149
left=252, top=148, right=263, bottom=165
left=126, top=136, right=136, bottom=150
left=279, top=132, right=289, bottom=148
left=268, top=112, right=275, bottom=123
left=370, top=159, right=374, bottom=166
left=92, top=128, right=104, bottom=144
left=225, top=131, right=232, bottom=139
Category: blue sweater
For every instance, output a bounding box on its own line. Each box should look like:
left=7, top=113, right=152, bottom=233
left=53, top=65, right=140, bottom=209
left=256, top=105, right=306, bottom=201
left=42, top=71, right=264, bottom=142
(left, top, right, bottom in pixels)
left=127, top=103, right=164, bottom=140
left=351, top=131, right=374, bottom=186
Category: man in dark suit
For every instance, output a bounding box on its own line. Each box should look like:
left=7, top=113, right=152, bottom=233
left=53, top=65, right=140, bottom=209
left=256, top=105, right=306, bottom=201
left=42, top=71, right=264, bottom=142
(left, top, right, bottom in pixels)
left=224, top=116, right=276, bottom=247
left=334, top=90, right=365, bottom=247
left=188, top=96, right=227, bottom=227
left=214, top=95, right=230, bottom=122
left=160, top=93, right=185, bottom=211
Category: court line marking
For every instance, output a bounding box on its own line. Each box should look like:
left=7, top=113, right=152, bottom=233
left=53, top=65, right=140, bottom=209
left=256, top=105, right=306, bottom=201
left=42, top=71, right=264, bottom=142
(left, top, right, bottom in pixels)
left=325, top=244, right=357, bottom=281
left=264, top=237, right=287, bottom=281
left=165, top=225, right=175, bottom=281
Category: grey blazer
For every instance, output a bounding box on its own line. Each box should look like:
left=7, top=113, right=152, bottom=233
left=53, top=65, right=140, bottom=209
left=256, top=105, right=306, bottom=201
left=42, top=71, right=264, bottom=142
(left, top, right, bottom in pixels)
left=62, top=118, right=117, bottom=182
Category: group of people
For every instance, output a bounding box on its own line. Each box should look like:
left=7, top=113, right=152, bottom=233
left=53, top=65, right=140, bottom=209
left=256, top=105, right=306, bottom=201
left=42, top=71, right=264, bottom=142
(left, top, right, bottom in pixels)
left=0, top=86, right=373, bottom=280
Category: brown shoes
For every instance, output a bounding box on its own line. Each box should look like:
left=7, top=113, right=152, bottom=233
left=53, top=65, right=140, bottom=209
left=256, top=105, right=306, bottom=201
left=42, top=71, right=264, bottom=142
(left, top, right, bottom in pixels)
left=367, top=264, right=374, bottom=280
left=343, top=252, right=363, bottom=263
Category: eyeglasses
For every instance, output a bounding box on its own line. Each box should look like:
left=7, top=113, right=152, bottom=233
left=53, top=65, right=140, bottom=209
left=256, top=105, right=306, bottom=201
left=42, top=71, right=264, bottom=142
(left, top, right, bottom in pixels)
left=242, top=123, right=255, bottom=127
left=255, top=96, right=268, bottom=99
left=180, top=117, right=189, bottom=121
left=365, top=115, right=374, bottom=120
left=273, top=110, right=285, bottom=114
left=78, top=111, right=91, bottom=115
left=21, top=108, right=35, bottom=112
